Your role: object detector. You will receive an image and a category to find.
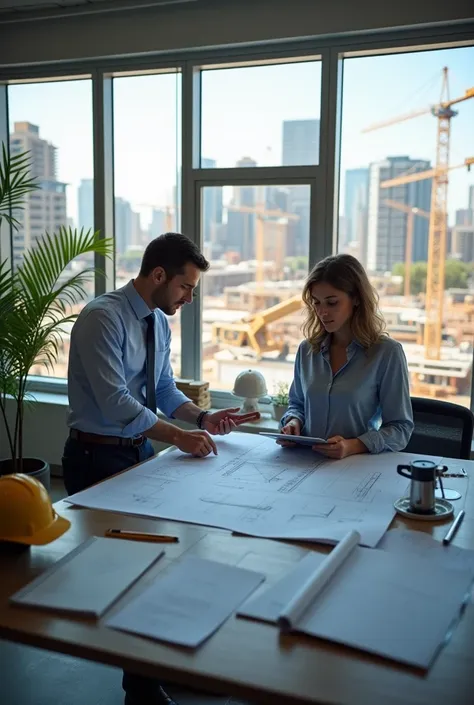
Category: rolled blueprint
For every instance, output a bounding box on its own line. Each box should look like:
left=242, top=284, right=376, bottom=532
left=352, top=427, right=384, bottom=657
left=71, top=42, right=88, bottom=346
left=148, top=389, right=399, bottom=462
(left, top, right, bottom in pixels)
left=278, top=529, right=360, bottom=632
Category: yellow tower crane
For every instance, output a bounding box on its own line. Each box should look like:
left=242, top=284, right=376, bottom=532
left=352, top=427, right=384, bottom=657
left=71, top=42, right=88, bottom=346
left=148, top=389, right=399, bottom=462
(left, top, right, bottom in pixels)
left=226, top=201, right=299, bottom=288
left=383, top=199, right=430, bottom=298
left=211, top=201, right=301, bottom=358
left=364, top=67, right=474, bottom=361
left=137, top=204, right=175, bottom=232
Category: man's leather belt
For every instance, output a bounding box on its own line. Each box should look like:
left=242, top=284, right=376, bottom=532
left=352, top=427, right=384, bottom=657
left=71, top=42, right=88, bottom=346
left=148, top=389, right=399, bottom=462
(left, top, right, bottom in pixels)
left=69, top=429, right=145, bottom=447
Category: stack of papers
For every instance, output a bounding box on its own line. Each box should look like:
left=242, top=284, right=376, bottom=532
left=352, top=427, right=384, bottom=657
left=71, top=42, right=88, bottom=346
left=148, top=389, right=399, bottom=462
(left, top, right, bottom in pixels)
left=10, top=537, right=164, bottom=618
left=239, top=529, right=473, bottom=669
left=106, top=555, right=265, bottom=647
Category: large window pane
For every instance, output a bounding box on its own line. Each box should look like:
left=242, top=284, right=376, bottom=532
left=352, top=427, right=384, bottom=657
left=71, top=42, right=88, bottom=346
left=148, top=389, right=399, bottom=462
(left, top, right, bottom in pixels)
left=113, top=72, right=182, bottom=375
left=201, top=184, right=310, bottom=392
left=201, top=60, right=321, bottom=168
left=8, top=79, right=93, bottom=380
left=337, top=47, right=474, bottom=408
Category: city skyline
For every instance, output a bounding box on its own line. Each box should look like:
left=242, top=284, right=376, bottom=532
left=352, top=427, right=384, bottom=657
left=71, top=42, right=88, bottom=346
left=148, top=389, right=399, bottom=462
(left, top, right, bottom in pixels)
left=10, top=117, right=474, bottom=271
left=8, top=95, right=474, bottom=406
left=6, top=44, right=474, bottom=230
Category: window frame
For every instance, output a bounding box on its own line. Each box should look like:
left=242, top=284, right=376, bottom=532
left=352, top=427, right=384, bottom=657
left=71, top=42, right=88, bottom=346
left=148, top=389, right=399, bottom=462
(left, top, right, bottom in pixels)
left=0, top=22, right=471, bottom=410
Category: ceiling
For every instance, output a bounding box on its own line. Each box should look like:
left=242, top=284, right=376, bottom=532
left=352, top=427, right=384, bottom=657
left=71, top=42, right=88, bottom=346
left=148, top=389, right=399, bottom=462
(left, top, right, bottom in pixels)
left=0, top=0, right=196, bottom=16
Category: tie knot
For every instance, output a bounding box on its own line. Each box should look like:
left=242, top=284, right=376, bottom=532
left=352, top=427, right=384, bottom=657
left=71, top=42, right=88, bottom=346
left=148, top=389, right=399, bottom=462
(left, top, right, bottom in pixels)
left=145, top=313, right=155, bottom=327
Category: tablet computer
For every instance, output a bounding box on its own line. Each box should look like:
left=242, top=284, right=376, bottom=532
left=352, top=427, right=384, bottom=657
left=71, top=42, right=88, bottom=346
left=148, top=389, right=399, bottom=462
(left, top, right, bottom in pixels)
left=259, top=432, right=328, bottom=446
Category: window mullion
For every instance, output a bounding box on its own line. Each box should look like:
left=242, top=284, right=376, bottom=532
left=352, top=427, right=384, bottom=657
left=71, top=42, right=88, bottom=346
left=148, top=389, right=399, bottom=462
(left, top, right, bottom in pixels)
left=180, top=62, right=201, bottom=380
left=312, top=47, right=343, bottom=267
left=92, top=69, right=115, bottom=296
left=0, top=85, right=12, bottom=267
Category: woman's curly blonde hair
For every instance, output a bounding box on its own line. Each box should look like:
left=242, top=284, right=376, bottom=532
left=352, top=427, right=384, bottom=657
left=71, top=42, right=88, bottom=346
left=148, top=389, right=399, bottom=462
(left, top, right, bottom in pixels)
left=302, top=254, right=386, bottom=351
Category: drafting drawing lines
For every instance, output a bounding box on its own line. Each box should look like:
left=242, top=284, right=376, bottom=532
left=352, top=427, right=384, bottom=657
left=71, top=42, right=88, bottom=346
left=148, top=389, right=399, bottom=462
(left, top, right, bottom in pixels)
left=200, top=494, right=273, bottom=511
left=351, top=472, right=381, bottom=500
left=220, top=460, right=314, bottom=494
left=290, top=507, right=335, bottom=523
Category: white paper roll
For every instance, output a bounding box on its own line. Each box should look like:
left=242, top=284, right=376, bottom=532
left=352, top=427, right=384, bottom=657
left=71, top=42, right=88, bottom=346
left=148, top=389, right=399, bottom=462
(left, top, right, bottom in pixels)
left=278, top=529, right=360, bottom=632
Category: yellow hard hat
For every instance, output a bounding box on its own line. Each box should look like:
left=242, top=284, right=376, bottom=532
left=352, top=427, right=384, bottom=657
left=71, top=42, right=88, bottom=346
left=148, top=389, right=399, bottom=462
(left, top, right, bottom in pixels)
left=0, top=474, right=71, bottom=545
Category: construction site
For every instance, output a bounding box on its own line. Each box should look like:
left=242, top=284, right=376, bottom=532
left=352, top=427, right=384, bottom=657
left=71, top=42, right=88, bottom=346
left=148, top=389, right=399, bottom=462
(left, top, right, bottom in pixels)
left=205, top=67, right=474, bottom=405
left=30, top=69, right=474, bottom=409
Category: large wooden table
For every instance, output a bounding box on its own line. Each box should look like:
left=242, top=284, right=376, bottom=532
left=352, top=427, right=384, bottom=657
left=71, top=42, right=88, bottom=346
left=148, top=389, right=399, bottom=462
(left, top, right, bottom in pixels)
left=1, top=454, right=473, bottom=705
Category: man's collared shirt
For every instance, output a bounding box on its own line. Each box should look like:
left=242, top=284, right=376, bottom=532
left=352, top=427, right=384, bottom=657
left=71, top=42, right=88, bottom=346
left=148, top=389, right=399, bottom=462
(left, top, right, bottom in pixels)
left=67, top=280, right=189, bottom=437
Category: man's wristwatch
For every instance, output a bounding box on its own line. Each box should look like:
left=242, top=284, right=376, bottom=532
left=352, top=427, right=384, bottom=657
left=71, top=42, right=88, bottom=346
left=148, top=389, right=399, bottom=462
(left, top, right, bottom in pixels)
left=196, top=410, right=210, bottom=429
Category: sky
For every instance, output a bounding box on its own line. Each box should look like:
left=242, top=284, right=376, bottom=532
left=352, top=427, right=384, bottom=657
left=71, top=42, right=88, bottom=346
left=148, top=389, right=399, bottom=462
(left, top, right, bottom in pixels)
left=7, top=44, right=474, bottom=232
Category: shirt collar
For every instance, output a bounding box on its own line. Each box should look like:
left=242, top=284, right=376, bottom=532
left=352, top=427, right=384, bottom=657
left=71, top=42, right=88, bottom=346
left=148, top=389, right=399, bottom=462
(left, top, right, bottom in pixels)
left=123, top=279, right=153, bottom=321
left=320, top=335, right=331, bottom=352
left=320, top=334, right=363, bottom=352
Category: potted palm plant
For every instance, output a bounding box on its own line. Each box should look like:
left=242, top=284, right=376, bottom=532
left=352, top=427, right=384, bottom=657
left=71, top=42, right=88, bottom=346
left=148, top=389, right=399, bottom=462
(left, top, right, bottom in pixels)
left=0, top=143, right=113, bottom=488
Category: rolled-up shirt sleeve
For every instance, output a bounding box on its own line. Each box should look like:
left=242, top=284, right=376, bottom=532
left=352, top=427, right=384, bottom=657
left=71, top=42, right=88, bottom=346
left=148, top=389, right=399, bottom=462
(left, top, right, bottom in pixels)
left=358, top=342, right=414, bottom=454
left=280, top=343, right=306, bottom=429
left=75, top=309, right=158, bottom=436
left=156, top=322, right=190, bottom=418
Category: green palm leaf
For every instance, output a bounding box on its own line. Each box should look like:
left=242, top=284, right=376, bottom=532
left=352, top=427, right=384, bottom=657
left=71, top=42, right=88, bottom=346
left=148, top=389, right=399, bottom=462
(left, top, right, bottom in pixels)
left=0, top=144, right=39, bottom=230
left=18, top=227, right=112, bottom=302
left=0, top=140, right=114, bottom=471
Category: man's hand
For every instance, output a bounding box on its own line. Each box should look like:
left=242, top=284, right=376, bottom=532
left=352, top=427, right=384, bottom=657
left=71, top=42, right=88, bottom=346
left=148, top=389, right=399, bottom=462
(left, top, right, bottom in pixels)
left=277, top=418, right=302, bottom=447
left=203, top=407, right=260, bottom=435
left=175, top=429, right=217, bottom=457
left=312, top=436, right=367, bottom=459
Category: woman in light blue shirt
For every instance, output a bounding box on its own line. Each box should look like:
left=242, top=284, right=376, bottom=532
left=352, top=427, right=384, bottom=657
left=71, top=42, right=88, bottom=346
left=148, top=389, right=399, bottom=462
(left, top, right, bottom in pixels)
left=280, top=254, right=413, bottom=458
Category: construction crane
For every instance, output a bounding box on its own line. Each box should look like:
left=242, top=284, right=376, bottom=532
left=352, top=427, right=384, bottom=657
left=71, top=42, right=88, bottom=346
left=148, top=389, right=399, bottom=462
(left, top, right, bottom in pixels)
left=137, top=203, right=175, bottom=231
left=381, top=157, right=474, bottom=359
left=212, top=295, right=302, bottom=359
left=365, top=67, right=474, bottom=362
left=383, top=199, right=430, bottom=297
left=226, top=202, right=299, bottom=286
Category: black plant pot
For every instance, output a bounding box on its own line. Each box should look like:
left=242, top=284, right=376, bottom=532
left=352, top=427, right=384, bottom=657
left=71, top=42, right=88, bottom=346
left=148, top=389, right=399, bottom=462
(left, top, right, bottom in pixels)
left=0, top=457, right=50, bottom=492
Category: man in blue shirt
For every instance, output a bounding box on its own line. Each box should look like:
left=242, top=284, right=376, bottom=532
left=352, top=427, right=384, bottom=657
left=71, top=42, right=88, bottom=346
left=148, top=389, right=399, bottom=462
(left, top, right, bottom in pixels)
left=62, top=232, right=259, bottom=705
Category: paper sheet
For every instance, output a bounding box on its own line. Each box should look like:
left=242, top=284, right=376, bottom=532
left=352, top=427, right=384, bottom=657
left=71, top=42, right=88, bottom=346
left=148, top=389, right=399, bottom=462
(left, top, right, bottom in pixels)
left=279, top=530, right=359, bottom=630
left=106, top=555, right=265, bottom=647
left=239, top=544, right=473, bottom=669
left=379, top=528, right=474, bottom=574
left=10, top=537, right=164, bottom=617
left=66, top=434, right=431, bottom=547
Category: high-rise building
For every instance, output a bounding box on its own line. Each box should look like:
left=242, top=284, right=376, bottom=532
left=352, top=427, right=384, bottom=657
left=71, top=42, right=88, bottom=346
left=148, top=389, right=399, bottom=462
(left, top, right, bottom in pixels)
left=149, top=208, right=166, bottom=239
left=282, top=119, right=319, bottom=166
left=455, top=208, right=472, bottom=226
left=367, top=156, right=432, bottom=273
left=201, top=158, right=223, bottom=251
left=344, top=168, right=369, bottom=251
left=227, top=158, right=258, bottom=259
left=78, top=179, right=94, bottom=232
left=114, top=197, right=133, bottom=255
left=281, top=121, right=317, bottom=259
left=452, top=225, right=474, bottom=263
left=236, top=156, right=257, bottom=169
left=454, top=187, right=474, bottom=228
left=9, top=122, right=67, bottom=268
left=131, top=211, right=142, bottom=248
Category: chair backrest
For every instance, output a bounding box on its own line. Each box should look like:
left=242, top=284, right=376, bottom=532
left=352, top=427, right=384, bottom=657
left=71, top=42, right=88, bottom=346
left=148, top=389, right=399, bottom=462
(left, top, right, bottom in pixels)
left=404, top=397, right=474, bottom=460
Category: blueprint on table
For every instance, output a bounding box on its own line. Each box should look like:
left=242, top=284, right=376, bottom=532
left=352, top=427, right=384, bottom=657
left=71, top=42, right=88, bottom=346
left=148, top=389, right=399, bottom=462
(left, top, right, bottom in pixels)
left=66, top=434, right=424, bottom=547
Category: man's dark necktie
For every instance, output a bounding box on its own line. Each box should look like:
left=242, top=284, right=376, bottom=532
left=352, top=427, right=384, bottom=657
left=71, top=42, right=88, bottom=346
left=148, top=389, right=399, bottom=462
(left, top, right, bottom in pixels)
left=145, top=313, right=157, bottom=414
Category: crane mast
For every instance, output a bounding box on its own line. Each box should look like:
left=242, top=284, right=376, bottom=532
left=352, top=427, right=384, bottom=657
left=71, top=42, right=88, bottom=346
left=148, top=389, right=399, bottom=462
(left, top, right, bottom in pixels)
left=424, top=67, right=456, bottom=359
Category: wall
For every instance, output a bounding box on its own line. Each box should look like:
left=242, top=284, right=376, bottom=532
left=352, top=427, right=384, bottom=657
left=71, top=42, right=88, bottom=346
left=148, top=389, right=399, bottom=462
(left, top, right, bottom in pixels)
left=0, top=0, right=473, bottom=66
left=0, top=0, right=472, bottom=466
left=0, top=395, right=276, bottom=470
left=0, top=395, right=178, bottom=470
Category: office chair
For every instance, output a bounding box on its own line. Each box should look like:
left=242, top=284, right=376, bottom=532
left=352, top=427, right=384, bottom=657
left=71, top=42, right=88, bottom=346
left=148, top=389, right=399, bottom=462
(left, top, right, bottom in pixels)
left=404, top=397, right=474, bottom=460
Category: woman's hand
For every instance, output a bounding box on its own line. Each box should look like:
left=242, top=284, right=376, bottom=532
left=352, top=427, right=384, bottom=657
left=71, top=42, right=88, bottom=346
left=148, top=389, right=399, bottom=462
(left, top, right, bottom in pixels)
left=277, top=418, right=302, bottom=447
left=312, top=436, right=367, bottom=459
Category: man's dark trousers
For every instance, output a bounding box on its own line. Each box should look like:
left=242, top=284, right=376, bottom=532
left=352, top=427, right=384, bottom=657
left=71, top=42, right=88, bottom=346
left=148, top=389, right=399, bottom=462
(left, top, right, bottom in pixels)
left=62, top=435, right=169, bottom=703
